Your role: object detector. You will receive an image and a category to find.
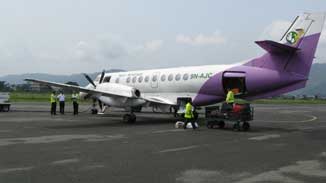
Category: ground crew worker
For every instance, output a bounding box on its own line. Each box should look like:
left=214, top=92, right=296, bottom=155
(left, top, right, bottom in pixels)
left=71, top=91, right=79, bottom=115
left=50, top=91, right=57, bottom=115
left=184, top=101, right=197, bottom=129
left=226, top=88, right=235, bottom=105
left=57, top=91, right=65, bottom=114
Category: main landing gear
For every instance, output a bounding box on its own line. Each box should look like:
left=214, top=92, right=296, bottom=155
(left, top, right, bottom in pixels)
left=123, top=113, right=136, bottom=123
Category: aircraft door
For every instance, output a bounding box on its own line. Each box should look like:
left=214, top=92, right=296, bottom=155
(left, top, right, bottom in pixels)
left=151, top=72, right=160, bottom=88
left=222, top=72, right=247, bottom=95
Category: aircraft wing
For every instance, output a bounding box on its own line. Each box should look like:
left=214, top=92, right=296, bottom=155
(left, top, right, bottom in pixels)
left=142, top=93, right=196, bottom=106
left=25, top=79, right=189, bottom=108
left=25, top=79, right=131, bottom=98
left=143, top=96, right=176, bottom=105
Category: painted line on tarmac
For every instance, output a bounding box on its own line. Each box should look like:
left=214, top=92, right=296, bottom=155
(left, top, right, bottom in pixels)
left=0, top=130, right=11, bottom=133
left=248, top=134, right=281, bottom=141
left=259, top=114, right=318, bottom=123
left=152, top=129, right=184, bottom=134
left=157, top=145, right=199, bottom=153
left=299, top=125, right=326, bottom=130
left=51, top=158, right=80, bottom=165
left=0, top=166, right=34, bottom=174
left=0, top=134, right=126, bottom=146
left=300, top=114, right=318, bottom=123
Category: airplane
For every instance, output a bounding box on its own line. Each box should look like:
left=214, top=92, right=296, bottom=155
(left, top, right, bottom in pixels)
left=26, top=12, right=325, bottom=123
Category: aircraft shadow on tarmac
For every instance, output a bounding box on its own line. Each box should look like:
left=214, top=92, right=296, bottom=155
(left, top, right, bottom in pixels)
left=46, top=118, right=300, bottom=134
left=42, top=111, right=302, bottom=133
left=46, top=116, right=174, bottom=129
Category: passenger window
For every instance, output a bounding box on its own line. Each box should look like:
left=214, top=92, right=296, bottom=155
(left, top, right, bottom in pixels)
left=183, top=73, right=189, bottom=80
left=132, top=76, right=137, bottom=83
left=175, top=74, right=181, bottom=81
left=115, top=77, right=120, bottom=83
left=152, top=75, right=158, bottom=82
left=161, top=74, right=166, bottom=82
left=138, top=76, right=143, bottom=83
left=126, top=77, right=131, bottom=83
left=168, top=74, right=173, bottom=81
left=145, top=76, right=149, bottom=82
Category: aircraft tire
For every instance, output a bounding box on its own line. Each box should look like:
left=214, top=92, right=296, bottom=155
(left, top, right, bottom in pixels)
left=233, top=123, right=240, bottom=131
left=218, top=121, right=225, bottom=128
left=123, top=114, right=136, bottom=123
left=242, top=122, right=250, bottom=131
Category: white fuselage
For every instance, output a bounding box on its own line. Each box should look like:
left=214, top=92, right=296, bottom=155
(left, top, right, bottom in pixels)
left=85, top=63, right=240, bottom=107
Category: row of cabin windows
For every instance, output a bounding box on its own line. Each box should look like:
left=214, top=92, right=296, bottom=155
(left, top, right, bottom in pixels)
left=114, top=73, right=190, bottom=84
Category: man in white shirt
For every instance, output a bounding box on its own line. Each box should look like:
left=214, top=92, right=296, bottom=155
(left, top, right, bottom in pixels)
left=57, top=91, right=65, bottom=114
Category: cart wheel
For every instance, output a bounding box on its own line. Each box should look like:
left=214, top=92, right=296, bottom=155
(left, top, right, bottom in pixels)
left=233, top=123, right=240, bottom=131
left=210, top=124, right=214, bottom=129
left=206, top=124, right=211, bottom=129
left=242, top=122, right=250, bottom=131
left=218, top=121, right=225, bottom=129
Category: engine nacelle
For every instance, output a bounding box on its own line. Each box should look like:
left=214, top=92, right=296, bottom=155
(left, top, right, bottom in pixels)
left=96, top=83, right=141, bottom=98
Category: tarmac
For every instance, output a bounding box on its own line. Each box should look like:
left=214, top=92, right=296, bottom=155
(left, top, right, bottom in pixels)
left=1, top=102, right=326, bottom=183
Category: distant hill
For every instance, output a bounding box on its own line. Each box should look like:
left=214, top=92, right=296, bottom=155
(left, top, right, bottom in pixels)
left=0, top=69, right=125, bottom=86
left=291, top=63, right=326, bottom=96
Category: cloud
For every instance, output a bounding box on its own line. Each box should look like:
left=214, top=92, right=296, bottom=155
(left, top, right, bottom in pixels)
left=132, top=39, right=164, bottom=54
left=320, top=22, right=326, bottom=44
left=143, top=40, right=163, bottom=51
left=261, top=20, right=292, bottom=40
left=176, top=31, right=226, bottom=46
left=73, top=37, right=163, bottom=63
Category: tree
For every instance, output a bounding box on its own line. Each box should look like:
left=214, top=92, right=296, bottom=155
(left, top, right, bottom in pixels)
left=0, top=81, right=11, bottom=92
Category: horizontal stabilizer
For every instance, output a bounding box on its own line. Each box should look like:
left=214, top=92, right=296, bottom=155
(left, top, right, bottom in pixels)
left=255, top=40, right=299, bottom=54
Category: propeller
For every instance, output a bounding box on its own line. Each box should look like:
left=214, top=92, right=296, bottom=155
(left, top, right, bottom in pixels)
left=84, top=70, right=106, bottom=113
left=98, top=100, right=103, bottom=111
left=99, top=70, right=105, bottom=84
left=97, top=70, right=105, bottom=111
left=83, top=73, right=96, bottom=88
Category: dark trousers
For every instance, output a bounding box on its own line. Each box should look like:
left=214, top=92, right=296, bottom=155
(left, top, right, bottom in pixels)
left=59, top=101, right=65, bottom=114
left=51, top=102, right=56, bottom=115
left=184, top=118, right=197, bottom=129
left=73, top=101, right=79, bottom=115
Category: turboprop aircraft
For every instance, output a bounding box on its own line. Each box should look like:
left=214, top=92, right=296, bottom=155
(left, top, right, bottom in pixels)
left=26, top=12, right=325, bottom=123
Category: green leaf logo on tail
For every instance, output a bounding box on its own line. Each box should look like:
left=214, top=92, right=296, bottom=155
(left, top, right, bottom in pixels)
left=286, top=31, right=298, bottom=44
left=286, top=29, right=305, bottom=45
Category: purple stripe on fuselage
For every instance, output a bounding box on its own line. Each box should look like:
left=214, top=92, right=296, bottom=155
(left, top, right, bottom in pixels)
left=193, top=33, right=321, bottom=106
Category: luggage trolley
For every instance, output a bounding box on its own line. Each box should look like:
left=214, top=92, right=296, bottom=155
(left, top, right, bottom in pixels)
left=205, top=103, right=254, bottom=131
left=0, top=92, right=10, bottom=112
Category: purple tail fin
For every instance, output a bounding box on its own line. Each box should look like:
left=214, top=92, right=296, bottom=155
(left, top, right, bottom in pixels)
left=246, top=12, right=325, bottom=78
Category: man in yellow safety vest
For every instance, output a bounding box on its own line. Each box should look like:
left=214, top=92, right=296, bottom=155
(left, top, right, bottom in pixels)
left=226, top=88, right=235, bottom=105
left=50, top=91, right=57, bottom=115
left=184, top=101, right=197, bottom=129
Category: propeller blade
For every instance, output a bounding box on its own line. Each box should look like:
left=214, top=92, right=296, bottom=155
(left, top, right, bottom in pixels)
left=83, top=73, right=96, bottom=88
left=98, top=100, right=103, bottom=111
left=99, top=70, right=105, bottom=84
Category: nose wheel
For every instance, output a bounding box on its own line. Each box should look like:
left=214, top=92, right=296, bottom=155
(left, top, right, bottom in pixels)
left=123, top=113, right=136, bottom=123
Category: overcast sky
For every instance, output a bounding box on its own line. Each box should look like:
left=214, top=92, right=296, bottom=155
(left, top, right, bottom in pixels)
left=0, top=0, right=325, bottom=76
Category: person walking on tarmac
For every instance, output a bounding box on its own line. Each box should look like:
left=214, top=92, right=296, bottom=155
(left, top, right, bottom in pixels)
left=50, top=91, right=57, bottom=115
left=71, top=91, right=79, bottom=115
left=184, top=101, right=197, bottom=130
left=57, top=91, right=65, bottom=114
